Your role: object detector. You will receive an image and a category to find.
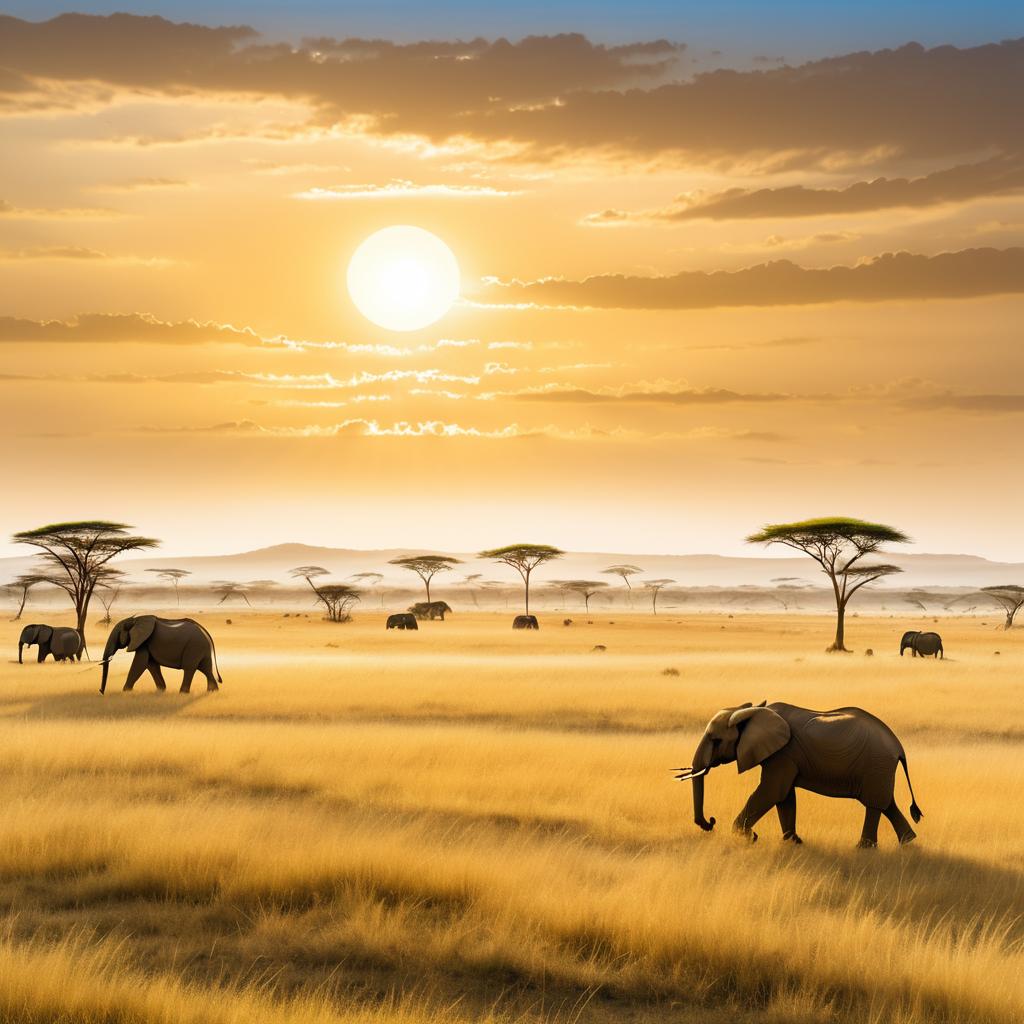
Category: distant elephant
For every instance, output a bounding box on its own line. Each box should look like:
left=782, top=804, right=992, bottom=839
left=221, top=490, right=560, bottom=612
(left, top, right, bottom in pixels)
left=900, top=630, right=944, bottom=658
left=100, top=615, right=221, bottom=694
left=409, top=601, right=452, bottom=621
left=18, top=624, right=84, bottom=663
left=513, top=615, right=539, bottom=629
left=677, top=701, right=922, bottom=848
left=386, top=613, right=418, bottom=630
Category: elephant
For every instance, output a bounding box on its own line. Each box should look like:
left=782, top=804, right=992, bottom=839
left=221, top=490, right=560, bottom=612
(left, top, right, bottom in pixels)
left=100, top=615, right=221, bottom=694
left=409, top=601, right=452, bottom=621
left=676, top=701, right=923, bottom=848
left=386, top=613, right=418, bottom=630
left=900, top=630, right=944, bottom=658
left=513, top=615, right=539, bottom=629
left=18, top=624, right=84, bottom=663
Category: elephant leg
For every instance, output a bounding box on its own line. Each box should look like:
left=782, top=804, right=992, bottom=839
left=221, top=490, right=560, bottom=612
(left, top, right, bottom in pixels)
left=858, top=806, right=882, bottom=848
left=776, top=789, right=802, bottom=844
left=733, top=787, right=778, bottom=842
left=123, top=651, right=149, bottom=691
left=37, top=646, right=47, bottom=663
left=147, top=662, right=167, bottom=691
left=883, top=801, right=917, bottom=845
left=179, top=666, right=196, bottom=694
left=201, top=660, right=219, bottom=692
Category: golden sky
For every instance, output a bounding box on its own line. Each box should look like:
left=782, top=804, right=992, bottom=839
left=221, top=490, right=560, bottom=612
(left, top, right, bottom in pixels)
left=2, top=12, right=1023, bottom=558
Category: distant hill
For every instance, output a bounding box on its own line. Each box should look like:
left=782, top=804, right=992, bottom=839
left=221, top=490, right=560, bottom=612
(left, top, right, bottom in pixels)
left=1, top=543, right=1021, bottom=590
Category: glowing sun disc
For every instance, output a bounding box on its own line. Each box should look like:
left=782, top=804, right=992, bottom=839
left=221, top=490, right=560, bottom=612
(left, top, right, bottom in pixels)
left=347, top=226, right=460, bottom=332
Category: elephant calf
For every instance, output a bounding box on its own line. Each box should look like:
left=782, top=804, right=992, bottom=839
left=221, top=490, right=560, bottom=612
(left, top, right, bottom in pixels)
left=386, top=613, right=418, bottom=630
left=409, top=601, right=452, bottom=621
left=900, top=630, right=944, bottom=658
left=677, top=701, right=923, bottom=848
left=18, top=624, right=83, bottom=663
left=513, top=615, right=539, bottom=629
left=101, top=615, right=221, bottom=694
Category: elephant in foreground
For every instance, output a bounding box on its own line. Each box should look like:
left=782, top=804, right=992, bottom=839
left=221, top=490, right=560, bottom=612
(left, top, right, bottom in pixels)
left=100, top=616, right=221, bottom=694
left=900, top=630, right=944, bottom=658
left=513, top=615, right=539, bottom=629
left=409, top=601, right=452, bottom=621
left=677, top=701, right=922, bottom=848
left=386, top=613, right=418, bottom=630
left=18, top=624, right=84, bottom=663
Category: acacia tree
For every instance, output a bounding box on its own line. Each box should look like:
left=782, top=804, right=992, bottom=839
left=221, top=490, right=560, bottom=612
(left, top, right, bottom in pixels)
left=97, top=571, right=127, bottom=624
left=146, top=567, right=192, bottom=605
left=980, top=585, right=1024, bottom=629
left=602, top=564, right=643, bottom=605
left=478, top=544, right=564, bottom=615
left=458, top=573, right=483, bottom=607
left=12, top=521, right=158, bottom=642
left=289, top=566, right=360, bottom=621
left=350, top=572, right=385, bottom=607
left=8, top=572, right=46, bottom=621
left=747, top=517, right=909, bottom=652
left=643, top=578, right=675, bottom=614
left=565, top=579, right=610, bottom=611
left=388, top=556, right=461, bottom=603
left=212, top=580, right=251, bottom=606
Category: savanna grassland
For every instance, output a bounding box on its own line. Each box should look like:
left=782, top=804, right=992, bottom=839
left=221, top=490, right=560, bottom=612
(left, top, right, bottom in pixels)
left=0, top=610, right=1021, bottom=1024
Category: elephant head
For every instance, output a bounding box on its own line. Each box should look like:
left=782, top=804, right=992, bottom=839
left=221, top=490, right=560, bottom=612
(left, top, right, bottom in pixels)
left=18, top=624, right=51, bottom=663
left=100, top=615, right=155, bottom=694
left=676, top=702, right=791, bottom=832
left=900, top=630, right=920, bottom=656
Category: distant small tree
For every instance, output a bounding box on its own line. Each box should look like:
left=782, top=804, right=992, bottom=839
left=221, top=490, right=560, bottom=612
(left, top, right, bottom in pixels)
left=97, top=571, right=127, bottom=624
left=980, top=585, right=1024, bottom=629
left=478, top=544, right=564, bottom=615
left=8, top=572, right=46, bottom=621
left=602, top=564, right=643, bottom=604
left=747, top=517, right=909, bottom=652
left=248, top=580, right=280, bottom=604
left=458, top=573, right=483, bottom=607
left=290, top=566, right=361, bottom=621
left=388, top=556, right=462, bottom=603
left=643, top=578, right=675, bottom=614
left=146, top=568, right=192, bottom=605
left=12, top=521, right=158, bottom=644
left=212, top=580, right=251, bottom=606
left=565, top=579, right=610, bottom=611
left=350, top=572, right=385, bottom=607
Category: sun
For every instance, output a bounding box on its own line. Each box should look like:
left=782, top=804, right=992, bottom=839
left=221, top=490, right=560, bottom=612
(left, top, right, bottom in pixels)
left=346, top=226, right=460, bottom=332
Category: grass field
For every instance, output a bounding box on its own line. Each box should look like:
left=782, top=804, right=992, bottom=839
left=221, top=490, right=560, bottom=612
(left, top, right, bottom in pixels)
left=0, top=609, right=1021, bottom=1023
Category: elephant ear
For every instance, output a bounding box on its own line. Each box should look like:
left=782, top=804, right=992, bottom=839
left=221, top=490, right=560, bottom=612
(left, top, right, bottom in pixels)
left=36, top=625, right=53, bottom=642
left=127, top=615, right=156, bottom=652
left=729, top=706, right=791, bottom=773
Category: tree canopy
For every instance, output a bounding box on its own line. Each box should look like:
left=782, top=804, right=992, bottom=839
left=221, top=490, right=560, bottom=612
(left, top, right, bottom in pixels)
left=747, top=516, right=908, bottom=651
left=478, top=544, right=564, bottom=615
left=388, top=555, right=461, bottom=603
left=980, top=585, right=1024, bottom=629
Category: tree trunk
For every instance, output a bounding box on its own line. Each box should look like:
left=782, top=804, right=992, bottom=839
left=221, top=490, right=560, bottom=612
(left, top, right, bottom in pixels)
left=14, top=586, right=28, bottom=621
left=524, top=570, right=531, bottom=616
left=425, top=578, right=431, bottom=603
left=828, top=601, right=849, bottom=652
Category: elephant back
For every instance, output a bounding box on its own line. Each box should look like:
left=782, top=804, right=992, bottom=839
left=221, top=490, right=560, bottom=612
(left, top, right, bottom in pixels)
left=915, top=631, right=943, bottom=655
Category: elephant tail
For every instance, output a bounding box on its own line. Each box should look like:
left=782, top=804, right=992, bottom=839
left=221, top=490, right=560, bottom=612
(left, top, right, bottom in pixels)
left=194, top=620, right=223, bottom=684
left=900, top=755, right=923, bottom=822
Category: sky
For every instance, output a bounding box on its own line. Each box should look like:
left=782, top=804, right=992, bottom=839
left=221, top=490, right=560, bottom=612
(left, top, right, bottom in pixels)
left=1, top=5, right=1023, bottom=559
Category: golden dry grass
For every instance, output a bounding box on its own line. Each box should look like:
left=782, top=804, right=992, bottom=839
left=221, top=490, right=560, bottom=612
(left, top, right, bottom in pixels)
left=0, top=609, right=1021, bottom=1023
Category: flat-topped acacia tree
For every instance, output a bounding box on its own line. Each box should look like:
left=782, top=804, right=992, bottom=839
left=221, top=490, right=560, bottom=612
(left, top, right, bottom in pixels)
left=478, top=544, right=564, bottom=615
left=747, top=517, right=909, bottom=652
left=388, top=555, right=461, bottom=604
left=565, top=579, right=610, bottom=612
left=980, top=585, right=1024, bottom=629
left=12, top=521, right=158, bottom=643
left=146, top=568, right=192, bottom=605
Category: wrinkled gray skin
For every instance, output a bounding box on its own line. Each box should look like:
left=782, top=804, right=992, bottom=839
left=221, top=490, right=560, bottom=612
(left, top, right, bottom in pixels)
left=18, top=624, right=83, bottom=663
left=900, top=630, right=943, bottom=658
left=679, top=701, right=922, bottom=848
left=513, top=615, right=539, bottom=630
left=409, top=601, right=452, bottom=621
left=100, top=615, right=221, bottom=694
left=386, top=613, right=418, bottom=630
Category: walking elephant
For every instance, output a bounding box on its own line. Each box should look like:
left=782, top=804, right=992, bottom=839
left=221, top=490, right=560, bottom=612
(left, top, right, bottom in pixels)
left=676, top=701, right=922, bottom=848
left=386, top=613, right=418, bottom=630
left=18, top=624, right=83, bottom=663
left=100, top=615, right=221, bottom=694
left=513, top=615, right=539, bottom=629
left=900, top=630, right=943, bottom=658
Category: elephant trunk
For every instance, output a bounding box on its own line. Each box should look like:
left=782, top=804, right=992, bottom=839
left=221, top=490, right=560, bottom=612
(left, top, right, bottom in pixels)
left=18, top=642, right=24, bottom=664
left=99, top=634, right=118, bottom=695
left=690, top=735, right=716, bottom=832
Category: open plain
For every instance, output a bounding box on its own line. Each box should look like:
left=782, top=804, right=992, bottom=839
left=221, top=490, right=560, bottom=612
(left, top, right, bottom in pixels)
left=0, top=610, right=1021, bottom=1024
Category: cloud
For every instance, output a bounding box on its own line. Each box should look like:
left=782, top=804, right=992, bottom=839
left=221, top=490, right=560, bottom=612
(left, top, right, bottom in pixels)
left=8, top=15, right=1021, bottom=168
left=0, top=312, right=275, bottom=346
left=92, top=177, right=193, bottom=192
left=0, top=245, right=169, bottom=265
left=293, top=180, right=518, bottom=200
left=585, top=155, right=1024, bottom=223
left=503, top=383, right=792, bottom=404
left=905, top=393, right=1024, bottom=413
left=136, top=418, right=523, bottom=439
left=478, top=248, right=1024, bottom=310
left=0, top=200, right=117, bottom=219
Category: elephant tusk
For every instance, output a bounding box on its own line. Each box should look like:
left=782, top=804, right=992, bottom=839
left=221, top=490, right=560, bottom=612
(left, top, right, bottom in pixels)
left=673, top=767, right=709, bottom=782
